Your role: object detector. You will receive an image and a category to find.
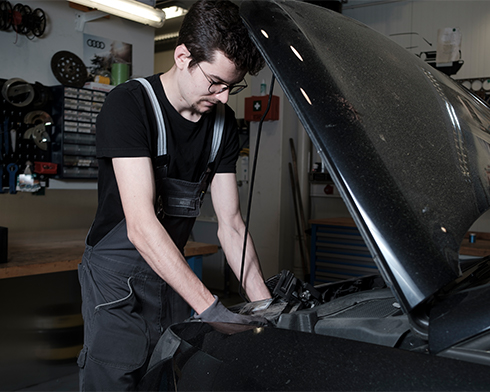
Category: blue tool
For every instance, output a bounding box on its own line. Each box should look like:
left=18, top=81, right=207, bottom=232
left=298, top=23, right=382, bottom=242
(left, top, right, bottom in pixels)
left=7, top=163, right=18, bottom=194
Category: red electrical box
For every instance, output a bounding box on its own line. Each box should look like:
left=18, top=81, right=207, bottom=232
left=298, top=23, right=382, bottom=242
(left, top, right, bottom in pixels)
left=244, top=95, right=280, bottom=122
left=34, top=161, right=58, bottom=174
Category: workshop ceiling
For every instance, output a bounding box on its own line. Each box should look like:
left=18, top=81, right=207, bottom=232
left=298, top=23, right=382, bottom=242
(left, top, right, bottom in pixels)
left=153, top=0, right=349, bottom=53
left=154, top=0, right=196, bottom=52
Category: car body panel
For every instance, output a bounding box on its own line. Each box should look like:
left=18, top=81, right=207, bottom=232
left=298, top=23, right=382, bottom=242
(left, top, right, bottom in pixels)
left=139, top=322, right=490, bottom=391
left=240, top=0, right=490, bottom=315
left=139, top=1, right=490, bottom=389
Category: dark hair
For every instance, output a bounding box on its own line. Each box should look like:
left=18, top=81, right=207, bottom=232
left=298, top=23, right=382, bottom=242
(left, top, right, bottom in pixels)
left=177, top=0, right=265, bottom=75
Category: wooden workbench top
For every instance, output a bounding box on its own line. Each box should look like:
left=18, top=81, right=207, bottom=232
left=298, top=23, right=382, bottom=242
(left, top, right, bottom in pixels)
left=0, top=229, right=218, bottom=279
left=460, top=232, right=490, bottom=257
left=309, top=217, right=490, bottom=258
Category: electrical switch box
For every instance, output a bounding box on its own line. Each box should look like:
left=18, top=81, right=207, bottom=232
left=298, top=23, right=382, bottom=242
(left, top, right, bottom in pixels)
left=244, top=95, right=280, bottom=122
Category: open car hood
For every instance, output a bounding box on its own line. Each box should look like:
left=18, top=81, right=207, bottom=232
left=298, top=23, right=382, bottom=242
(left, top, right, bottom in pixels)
left=240, top=0, right=490, bottom=315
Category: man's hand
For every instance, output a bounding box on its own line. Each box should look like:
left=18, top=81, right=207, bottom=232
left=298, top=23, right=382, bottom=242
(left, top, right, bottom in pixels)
left=194, top=295, right=267, bottom=326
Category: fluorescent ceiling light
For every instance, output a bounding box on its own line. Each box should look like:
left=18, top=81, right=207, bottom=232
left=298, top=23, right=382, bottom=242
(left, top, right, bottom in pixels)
left=155, top=31, right=179, bottom=42
left=69, top=0, right=166, bottom=28
left=161, top=6, right=187, bottom=19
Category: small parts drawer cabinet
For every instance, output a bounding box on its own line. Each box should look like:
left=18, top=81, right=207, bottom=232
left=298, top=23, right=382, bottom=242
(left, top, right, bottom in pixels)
left=50, top=85, right=112, bottom=179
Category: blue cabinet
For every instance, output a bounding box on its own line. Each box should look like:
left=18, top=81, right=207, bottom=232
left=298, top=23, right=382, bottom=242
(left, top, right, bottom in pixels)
left=309, top=218, right=378, bottom=285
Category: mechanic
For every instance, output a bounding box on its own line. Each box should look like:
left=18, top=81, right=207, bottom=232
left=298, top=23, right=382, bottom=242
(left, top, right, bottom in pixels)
left=77, top=0, right=272, bottom=390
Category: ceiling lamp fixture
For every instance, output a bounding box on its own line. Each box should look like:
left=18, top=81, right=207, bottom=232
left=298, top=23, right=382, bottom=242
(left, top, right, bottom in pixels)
left=69, top=0, right=166, bottom=28
left=161, top=6, right=187, bottom=20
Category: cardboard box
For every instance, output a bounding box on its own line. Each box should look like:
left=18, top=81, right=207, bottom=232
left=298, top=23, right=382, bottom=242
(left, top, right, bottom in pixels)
left=83, top=82, right=115, bottom=93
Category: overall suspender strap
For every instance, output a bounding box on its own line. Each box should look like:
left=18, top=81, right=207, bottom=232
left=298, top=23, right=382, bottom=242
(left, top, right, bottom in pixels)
left=133, top=78, right=225, bottom=162
left=134, top=78, right=167, bottom=156
left=210, top=103, right=225, bottom=163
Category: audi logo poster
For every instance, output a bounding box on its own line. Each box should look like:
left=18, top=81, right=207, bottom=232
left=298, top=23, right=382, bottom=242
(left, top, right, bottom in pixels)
left=83, top=33, right=132, bottom=81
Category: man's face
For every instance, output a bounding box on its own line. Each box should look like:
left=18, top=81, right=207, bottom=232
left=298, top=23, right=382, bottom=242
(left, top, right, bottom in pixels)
left=184, top=51, right=247, bottom=115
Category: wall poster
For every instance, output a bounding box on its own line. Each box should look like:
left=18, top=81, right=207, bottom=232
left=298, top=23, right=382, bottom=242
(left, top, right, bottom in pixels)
left=83, top=34, right=133, bottom=83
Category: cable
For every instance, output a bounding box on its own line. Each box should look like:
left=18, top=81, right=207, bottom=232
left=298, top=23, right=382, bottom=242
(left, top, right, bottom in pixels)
left=238, top=74, right=276, bottom=302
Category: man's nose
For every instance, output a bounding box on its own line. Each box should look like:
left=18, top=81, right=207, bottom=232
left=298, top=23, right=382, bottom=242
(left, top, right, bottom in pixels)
left=215, top=89, right=230, bottom=104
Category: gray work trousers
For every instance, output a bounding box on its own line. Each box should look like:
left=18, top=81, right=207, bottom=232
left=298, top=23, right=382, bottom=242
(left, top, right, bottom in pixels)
left=77, top=219, right=190, bottom=391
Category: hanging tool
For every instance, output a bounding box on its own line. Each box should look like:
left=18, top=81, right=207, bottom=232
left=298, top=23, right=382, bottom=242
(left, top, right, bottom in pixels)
left=24, top=123, right=50, bottom=150
left=24, top=111, right=52, bottom=151
left=7, top=163, right=18, bottom=194
left=3, top=122, right=9, bottom=155
left=10, top=129, right=16, bottom=152
left=1, top=78, right=35, bottom=107
left=2, top=118, right=10, bottom=157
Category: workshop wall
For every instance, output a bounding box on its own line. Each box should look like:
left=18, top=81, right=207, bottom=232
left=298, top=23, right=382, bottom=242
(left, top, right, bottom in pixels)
left=344, top=0, right=490, bottom=233
left=154, top=50, right=174, bottom=74
left=344, top=0, right=490, bottom=81
left=0, top=1, right=155, bottom=85
left=0, top=0, right=156, bottom=233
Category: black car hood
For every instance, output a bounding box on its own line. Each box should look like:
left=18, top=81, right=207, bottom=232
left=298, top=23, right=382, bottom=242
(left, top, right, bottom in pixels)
left=139, top=322, right=490, bottom=391
left=240, top=0, right=490, bottom=314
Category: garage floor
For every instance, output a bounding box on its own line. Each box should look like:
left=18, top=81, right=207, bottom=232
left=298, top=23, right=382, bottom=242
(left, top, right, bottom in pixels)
left=19, top=364, right=78, bottom=391
left=13, top=291, right=243, bottom=391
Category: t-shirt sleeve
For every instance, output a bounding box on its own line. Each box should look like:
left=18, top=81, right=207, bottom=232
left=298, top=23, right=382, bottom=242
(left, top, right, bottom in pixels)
left=96, top=85, right=153, bottom=159
left=215, top=105, right=240, bottom=174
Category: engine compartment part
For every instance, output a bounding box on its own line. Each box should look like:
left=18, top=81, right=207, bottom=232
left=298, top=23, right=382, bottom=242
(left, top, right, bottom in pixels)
left=231, top=270, right=419, bottom=350
left=51, top=51, right=88, bottom=88
left=1, top=78, right=35, bottom=107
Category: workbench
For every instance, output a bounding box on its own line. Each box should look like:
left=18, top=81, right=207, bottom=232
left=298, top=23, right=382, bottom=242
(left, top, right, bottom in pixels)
left=0, top=229, right=219, bottom=280
left=309, top=217, right=490, bottom=284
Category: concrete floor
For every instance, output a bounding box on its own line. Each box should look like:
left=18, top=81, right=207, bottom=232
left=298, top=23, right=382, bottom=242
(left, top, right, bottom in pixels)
left=19, top=365, right=79, bottom=392
left=12, top=291, right=243, bottom=392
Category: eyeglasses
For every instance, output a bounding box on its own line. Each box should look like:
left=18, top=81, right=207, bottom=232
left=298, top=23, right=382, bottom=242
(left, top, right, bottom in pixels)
left=196, top=62, right=248, bottom=95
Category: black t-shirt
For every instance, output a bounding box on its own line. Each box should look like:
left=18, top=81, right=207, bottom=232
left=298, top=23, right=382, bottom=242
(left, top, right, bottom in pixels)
left=87, top=73, right=239, bottom=246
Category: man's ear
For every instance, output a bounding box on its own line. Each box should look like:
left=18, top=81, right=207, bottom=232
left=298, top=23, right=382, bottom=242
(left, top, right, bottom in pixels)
left=174, top=44, right=192, bottom=70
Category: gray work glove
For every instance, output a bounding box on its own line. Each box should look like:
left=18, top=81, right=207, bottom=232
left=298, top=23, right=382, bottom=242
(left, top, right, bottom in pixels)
left=194, top=295, right=268, bottom=326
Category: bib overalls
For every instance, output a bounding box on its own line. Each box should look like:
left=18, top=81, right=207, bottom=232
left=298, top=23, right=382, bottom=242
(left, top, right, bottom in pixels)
left=78, top=78, right=225, bottom=391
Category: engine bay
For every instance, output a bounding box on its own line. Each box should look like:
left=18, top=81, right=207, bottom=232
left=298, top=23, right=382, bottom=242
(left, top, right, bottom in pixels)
left=231, top=270, right=426, bottom=351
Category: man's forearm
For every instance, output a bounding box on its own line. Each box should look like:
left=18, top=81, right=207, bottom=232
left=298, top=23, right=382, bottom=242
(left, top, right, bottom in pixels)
left=218, top=224, right=271, bottom=302
left=128, top=216, right=216, bottom=314
left=210, top=173, right=271, bottom=302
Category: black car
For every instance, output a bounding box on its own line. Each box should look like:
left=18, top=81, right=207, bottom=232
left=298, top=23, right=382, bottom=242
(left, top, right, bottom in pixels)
left=139, top=1, right=490, bottom=390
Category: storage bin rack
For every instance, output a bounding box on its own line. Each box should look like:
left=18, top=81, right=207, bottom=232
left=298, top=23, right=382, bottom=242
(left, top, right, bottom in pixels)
left=50, top=86, right=110, bottom=179
left=309, top=218, right=378, bottom=285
